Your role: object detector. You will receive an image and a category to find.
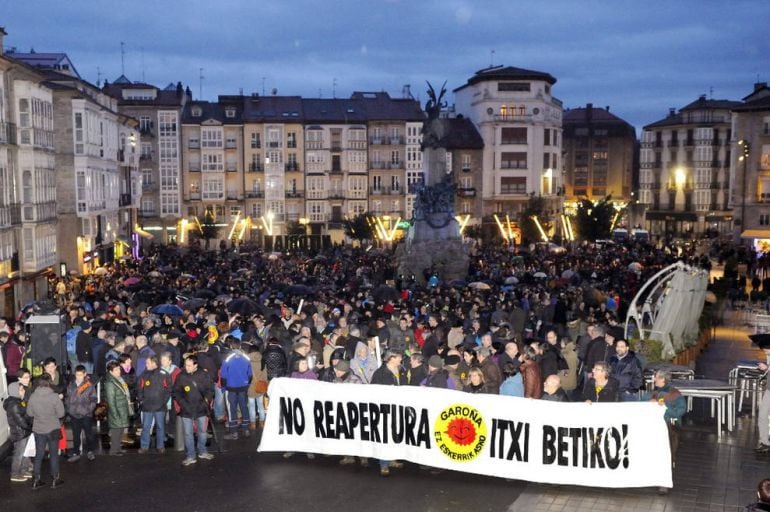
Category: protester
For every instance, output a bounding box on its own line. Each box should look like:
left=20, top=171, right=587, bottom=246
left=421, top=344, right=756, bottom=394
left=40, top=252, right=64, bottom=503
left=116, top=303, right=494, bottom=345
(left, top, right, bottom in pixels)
left=609, top=338, right=643, bottom=401
left=541, top=374, right=569, bottom=402
left=463, top=367, right=490, bottom=394
left=499, top=362, right=524, bottom=397
left=26, top=374, right=65, bottom=489
left=582, top=361, right=619, bottom=403
left=220, top=338, right=253, bottom=439
left=137, top=355, right=171, bottom=453
left=744, top=479, right=770, bottom=511
left=64, top=365, right=97, bottom=462
left=173, top=355, right=215, bottom=465
left=105, top=360, right=131, bottom=456
left=5, top=382, right=33, bottom=482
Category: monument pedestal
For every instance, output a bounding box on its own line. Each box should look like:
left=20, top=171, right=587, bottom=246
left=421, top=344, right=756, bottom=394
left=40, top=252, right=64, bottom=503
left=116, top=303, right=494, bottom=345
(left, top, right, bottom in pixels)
left=397, top=217, right=469, bottom=286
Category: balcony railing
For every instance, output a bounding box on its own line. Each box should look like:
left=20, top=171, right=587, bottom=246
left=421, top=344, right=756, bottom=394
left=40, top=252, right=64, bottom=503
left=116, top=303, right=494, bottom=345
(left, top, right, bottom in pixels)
left=328, top=191, right=345, bottom=199
left=189, top=163, right=201, bottom=172
left=248, top=163, right=264, bottom=172
left=143, top=182, right=159, bottom=191
left=369, top=187, right=401, bottom=195
left=119, top=193, right=133, bottom=207
left=667, top=140, right=680, bottom=147
left=286, top=191, right=304, bottom=199
left=389, top=136, right=405, bottom=145
left=287, top=141, right=297, bottom=149
left=457, top=187, right=477, bottom=198
left=370, top=161, right=388, bottom=169
left=226, top=193, right=241, bottom=201
left=331, top=144, right=342, bottom=152
left=493, top=114, right=532, bottom=122
left=369, top=138, right=384, bottom=145
left=188, top=141, right=200, bottom=149
left=330, top=166, right=343, bottom=174
left=268, top=141, right=281, bottom=148
left=0, top=121, right=17, bottom=145
left=285, top=163, right=300, bottom=172
left=226, top=163, right=237, bottom=172
left=189, top=192, right=201, bottom=200
left=246, top=191, right=264, bottom=198
left=388, top=161, right=403, bottom=169
left=225, top=141, right=237, bottom=149
left=140, top=154, right=153, bottom=161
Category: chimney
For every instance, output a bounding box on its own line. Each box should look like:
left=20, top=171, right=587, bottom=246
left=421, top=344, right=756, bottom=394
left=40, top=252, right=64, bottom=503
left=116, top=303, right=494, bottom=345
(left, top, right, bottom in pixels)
left=605, top=106, right=610, bottom=111
left=586, top=103, right=593, bottom=121
left=755, top=82, right=767, bottom=92
left=669, top=108, right=676, bottom=117
left=0, top=27, right=6, bottom=56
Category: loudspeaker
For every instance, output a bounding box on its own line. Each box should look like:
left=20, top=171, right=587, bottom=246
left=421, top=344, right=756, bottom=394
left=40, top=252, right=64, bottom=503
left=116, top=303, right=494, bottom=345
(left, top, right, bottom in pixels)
left=25, top=315, right=66, bottom=370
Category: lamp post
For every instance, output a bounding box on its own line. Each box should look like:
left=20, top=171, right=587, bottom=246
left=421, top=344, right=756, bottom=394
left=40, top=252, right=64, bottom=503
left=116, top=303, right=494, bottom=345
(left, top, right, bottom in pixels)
left=738, top=140, right=750, bottom=242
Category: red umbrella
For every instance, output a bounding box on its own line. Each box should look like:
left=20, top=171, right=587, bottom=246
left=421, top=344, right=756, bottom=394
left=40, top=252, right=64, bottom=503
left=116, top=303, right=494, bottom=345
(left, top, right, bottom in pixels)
left=123, top=276, right=141, bottom=286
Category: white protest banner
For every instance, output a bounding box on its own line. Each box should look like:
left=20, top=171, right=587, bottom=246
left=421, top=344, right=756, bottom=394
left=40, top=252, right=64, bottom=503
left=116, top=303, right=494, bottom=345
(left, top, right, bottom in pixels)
left=258, top=378, right=673, bottom=488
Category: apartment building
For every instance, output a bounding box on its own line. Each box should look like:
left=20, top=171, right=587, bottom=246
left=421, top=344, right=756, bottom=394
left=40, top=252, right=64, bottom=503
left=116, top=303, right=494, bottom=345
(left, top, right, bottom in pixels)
left=730, top=82, right=770, bottom=247
left=640, top=96, right=738, bottom=236
left=562, top=104, right=636, bottom=212
left=0, top=32, right=58, bottom=316
left=453, top=65, right=564, bottom=221
left=442, top=117, right=485, bottom=221
left=103, top=78, right=188, bottom=245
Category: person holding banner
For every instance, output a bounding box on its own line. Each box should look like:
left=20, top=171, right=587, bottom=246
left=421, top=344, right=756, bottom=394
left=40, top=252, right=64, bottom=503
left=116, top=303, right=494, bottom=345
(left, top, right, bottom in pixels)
left=370, top=349, right=406, bottom=476
left=582, top=361, right=619, bottom=403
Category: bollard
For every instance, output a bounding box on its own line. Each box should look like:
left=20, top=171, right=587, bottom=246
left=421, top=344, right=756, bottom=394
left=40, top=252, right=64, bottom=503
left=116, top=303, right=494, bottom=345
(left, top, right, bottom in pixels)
left=175, top=416, right=184, bottom=452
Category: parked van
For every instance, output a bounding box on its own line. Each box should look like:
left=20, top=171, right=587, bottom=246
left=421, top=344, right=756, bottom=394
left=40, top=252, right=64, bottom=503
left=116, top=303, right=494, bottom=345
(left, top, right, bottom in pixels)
left=612, top=228, right=629, bottom=242
left=0, top=353, right=10, bottom=458
left=632, top=229, right=650, bottom=243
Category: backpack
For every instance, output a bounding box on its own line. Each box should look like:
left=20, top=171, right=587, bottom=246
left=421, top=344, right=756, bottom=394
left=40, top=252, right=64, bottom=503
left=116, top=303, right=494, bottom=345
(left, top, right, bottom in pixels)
left=65, top=326, right=82, bottom=356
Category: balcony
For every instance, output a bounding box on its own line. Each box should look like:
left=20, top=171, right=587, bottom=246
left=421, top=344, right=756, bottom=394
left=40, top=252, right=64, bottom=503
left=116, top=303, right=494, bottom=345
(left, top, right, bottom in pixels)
left=188, top=141, right=200, bottom=149
left=330, top=165, right=343, bottom=174
left=285, top=163, right=300, bottom=172
left=189, top=163, right=201, bottom=172
left=667, top=140, right=680, bottom=147
left=287, top=141, right=297, bottom=149
left=654, top=140, right=663, bottom=148
left=388, top=161, right=403, bottom=169
left=370, top=187, right=401, bottom=195
left=225, top=141, right=237, bottom=149
left=268, top=141, right=282, bottom=148
left=389, top=136, right=405, bottom=145
left=457, top=187, right=477, bottom=198
left=370, top=161, right=388, bottom=170
left=117, top=149, right=125, bottom=162
left=251, top=142, right=261, bottom=149
left=461, top=166, right=472, bottom=173
left=348, top=141, right=367, bottom=150
left=331, top=143, right=342, bottom=152
left=305, top=141, right=323, bottom=150
left=328, top=190, right=345, bottom=199
left=683, top=139, right=695, bottom=148
left=226, top=193, right=241, bottom=201
left=370, top=138, right=384, bottom=145
left=143, top=182, right=159, bottom=192
left=248, top=163, right=264, bottom=172
left=246, top=191, right=264, bottom=199
left=140, top=154, right=153, bottom=161
left=493, top=114, right=532, bottom=122
left=286, top=191, right=304, bottom=199
left=0, top=121, right=17, bottom=145
left=189, top=192, right=201, bottom=200
left=226, top=163, right=237, bottom=172
left=139, top=126, right=155, bottom=137
left=119, top=193, right=132, bottom=207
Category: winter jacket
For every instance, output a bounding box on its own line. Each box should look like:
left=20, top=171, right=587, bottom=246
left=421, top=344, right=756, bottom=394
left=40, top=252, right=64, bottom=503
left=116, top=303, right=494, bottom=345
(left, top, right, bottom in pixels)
left=262, top=343, right=288, bottom=380
left=2, top=338, right=24, bottom=378
left=173, top=368, right=214, bottom=419
left=560, top=342, right=579, bottom=391
left=26, top=386, right=65, bottom=434
left=480, top=358, right=503, bottom=394
left=4, top=396, right=32, bottom=442
left=105, top=373, right=131, bottom=428
left=371, top=365, right=405, bottom=386
left=75, top=330, right=93, bottom=363
left=248, top=351, right=268, bottom=398
left=349, top=342, right=378, bottom=384
left=389, top=328, right=413, bottom=353
left=583, top=337, right=612, bottom=372
left=420, top=369, right=456, bottom=389
left=135, top=345, right=156, bottom=377
left=642, top=385, right=687, bottom=423
left=407, top=364, right=427, bottom=386
left=520, top=359, right=543, bottom=399
left=138, top=368, right=172, bottom=413
left=609, top=352, right=643, bottom=395
left=581, top=377, right=620, bottom=402
left=463, top=382, right=490, bottom=394
left=65, top=378, right=97, bottom=419
left=499, top=374, right=524, bottom=397
left=220, top=350, right=253, bottom=391
left=539, top=343, right=569, bottom=381
left=541, top=388, right=569, bottom=402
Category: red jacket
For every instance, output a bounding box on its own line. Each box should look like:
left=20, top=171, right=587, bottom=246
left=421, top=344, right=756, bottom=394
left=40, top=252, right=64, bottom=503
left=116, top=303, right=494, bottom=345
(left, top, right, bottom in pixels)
left=2, top=338, right=24, bottom=378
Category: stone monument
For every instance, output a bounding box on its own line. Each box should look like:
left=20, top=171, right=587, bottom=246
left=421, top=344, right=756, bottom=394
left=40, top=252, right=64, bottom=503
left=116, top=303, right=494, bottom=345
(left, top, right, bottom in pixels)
left=396, top=82, right=470, bottom=284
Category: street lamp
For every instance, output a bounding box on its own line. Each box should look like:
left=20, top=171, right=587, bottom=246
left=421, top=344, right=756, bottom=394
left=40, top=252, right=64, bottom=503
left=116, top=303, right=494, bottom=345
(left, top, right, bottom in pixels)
left=739, top=140, right=750, bottom=236
left=674, top=167, right=686, bottom=188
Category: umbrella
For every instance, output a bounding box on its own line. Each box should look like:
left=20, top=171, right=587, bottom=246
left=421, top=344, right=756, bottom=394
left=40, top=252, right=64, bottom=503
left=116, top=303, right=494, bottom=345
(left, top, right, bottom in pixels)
left=215, top=294, right=232, bottom=303
left=533, top=272, right=548, bottom=278
left=268, top=252, right=281, bottom=261
left=468, top=282, right=492, bottom=290
left=449, top=279, right=467, bottom=288
left=123, top=277, right=141, bottom=286
left=372, top=284, right=401, bottom=303
left=504, top=276, right=519, bottom=285
left=628, top=262, right=643, bottom=272
left=194, top=289, right=216, bottom=299
left=227, top=298, right=261, bottom=316
left=285, top=284, right=314, bottom=296
left=151, top=304, right=184, bottom=316
left=560, top=270, right=574, bottom=279
left=705, top=291, right=717, bottom=304
left=148, top=271, right=161, bottom=278
left=93, top=267, right=108, bottom=276
left=180, top=273, right=197, bottom=279
left=183, top=298, right=208, bottom=310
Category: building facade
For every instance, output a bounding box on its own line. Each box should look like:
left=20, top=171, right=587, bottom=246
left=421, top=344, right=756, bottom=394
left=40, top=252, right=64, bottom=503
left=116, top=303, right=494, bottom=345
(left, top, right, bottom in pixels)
left=562, top=104, right=636, bottom=215
left=0, top=32, right=58, bottom=317
left=640, top=96, right=738, bottom=236
left=453, top=66, right=563, bottom=226
left=730, top=83, right=770, bottom=248
left=103, top=79, right=188, bottom=245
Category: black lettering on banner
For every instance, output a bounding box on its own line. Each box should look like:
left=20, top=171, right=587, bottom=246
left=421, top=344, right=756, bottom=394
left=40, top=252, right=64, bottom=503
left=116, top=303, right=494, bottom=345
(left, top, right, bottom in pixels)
left=279, top=397, right=305, bottom=435
left=346, top=402, right=359, bottom=432
left=369, top=402, right=381, bottom=443
left=589, top=428, right=605, bottom=468
left=569, top=427, right=582, bottom=467
left=404, top=406, right=416, bottom=445
left=523, top=421, right=529, bottom=462
left=489, top=418, right=498, bottom=458
left=336, top=402, right=351, bottom=439
left=380, top=404, right=391, bottom=443
left=557, top=427, right=569, bottom=466
left=604, top=426, right=621, bottom=469
left=417, top=408, right=430, bottom=448
left=622, top=424, right=629, bottom=468
left=392, top=405, right=404, bottom=443
left=359, top=402, right=369, bottom=441
left=324, top=400, right=336, bottom=439
left=313, top=401, right=325, bottom=438
left=542, top=425, right=556, bottom=464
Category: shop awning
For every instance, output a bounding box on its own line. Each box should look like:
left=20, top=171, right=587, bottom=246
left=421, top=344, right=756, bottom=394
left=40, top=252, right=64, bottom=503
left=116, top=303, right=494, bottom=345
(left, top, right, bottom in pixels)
left=741, top=229, right=770, bottom=239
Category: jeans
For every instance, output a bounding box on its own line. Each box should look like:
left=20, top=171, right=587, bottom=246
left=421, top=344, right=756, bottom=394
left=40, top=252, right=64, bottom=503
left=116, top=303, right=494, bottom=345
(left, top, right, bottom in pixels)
left=181, top=416, right=208, bottom=460
left=140, top=411, right=167, bottom=449
left=214, top=385, right=225, bottom=418
left=620, top=390, right=640, bottom=402
left=247, top=395, right=266, bottom=423
left=70, top=416, right=95, bottom=455
left=227, top=390, right=249, bottom=430
left=33, top=431, right=60, bottom=479
left=11, top=436, right=31, bottom=477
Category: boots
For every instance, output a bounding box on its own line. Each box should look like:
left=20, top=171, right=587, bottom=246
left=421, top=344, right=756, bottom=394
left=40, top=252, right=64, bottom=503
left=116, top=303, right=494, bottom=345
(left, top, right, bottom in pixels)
left=32, top=479, right=46, bottom=490
left=51, top=476, right=64, bottom=489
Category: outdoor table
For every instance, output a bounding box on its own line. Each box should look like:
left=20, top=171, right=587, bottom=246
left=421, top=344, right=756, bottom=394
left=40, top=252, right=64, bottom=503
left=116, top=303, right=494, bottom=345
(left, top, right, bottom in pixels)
left=643, top=364, right=694, bottom=391
left=728, top=360, right=766, bottom=417
left=671, top=378, right=735, bottom=439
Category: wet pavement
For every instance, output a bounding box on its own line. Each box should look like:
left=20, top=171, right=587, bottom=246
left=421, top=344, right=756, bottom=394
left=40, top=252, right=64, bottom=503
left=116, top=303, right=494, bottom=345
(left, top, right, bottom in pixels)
left=1, top=310, right=767, bottom=511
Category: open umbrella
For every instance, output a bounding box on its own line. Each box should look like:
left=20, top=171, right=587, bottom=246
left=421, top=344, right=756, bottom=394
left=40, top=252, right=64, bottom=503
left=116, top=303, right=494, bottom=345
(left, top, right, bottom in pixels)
left=148, top=270, right=161, bottom=278
left=285, top=284, right=314, bottom=296
left=123, top=276, right=141, bottom=286
left=183, top=298, right=208, bottom=310
left=180, top=273, right=197, bottom=279
left=227, top=297, right=261, bottom=316
left=504, top=276, right=519, bottom=285
left=560, top=270, right=574, bottom=279
left=449, top=279, right=467, bottom=288
left=268, top=252, right=281, bottom=261
left=215, top=294, right=232, bottom=303
left=151, top=304, right=184, bottom=316
left=93, top=267, right=108, bottom=276
left=194, top=289, right=216, bottom=299
left=372, top=284, right=400, bottom=303
left=468, top=282, right=492, bottom=290
left=533, top=272, right=548, bottom=279
left=628, top=262, right=643, bottom=272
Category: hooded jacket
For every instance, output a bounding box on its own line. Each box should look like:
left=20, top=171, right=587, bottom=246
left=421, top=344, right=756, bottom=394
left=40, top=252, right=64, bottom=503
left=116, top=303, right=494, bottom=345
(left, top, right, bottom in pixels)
left=138, top=367, right=172, bottom=412
left=349, top=341, right=377, bottom=384
left=26, top=386, right=65, bottom=434
left=220, top=349, right=253, bottom=391
left=4, top=395, right=32, bottom=441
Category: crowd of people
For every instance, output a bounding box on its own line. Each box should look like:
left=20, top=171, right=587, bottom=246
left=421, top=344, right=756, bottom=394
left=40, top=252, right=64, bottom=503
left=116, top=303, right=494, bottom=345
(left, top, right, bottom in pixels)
left=0, top=236, right=751, bottom=491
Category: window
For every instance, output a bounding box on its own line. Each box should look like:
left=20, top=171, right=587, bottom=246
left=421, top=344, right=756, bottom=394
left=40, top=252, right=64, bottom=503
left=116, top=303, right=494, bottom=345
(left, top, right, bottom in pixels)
left=191, top=107, right=202, bottom=117
left=498, top=82, right=530, bottom=92
left=501, top=152, right=527, bottom=169
left=158, top=112, right=177, bottom=137
left=225, top=108, right=236, bottom=118
left=761, top=214, right=770, bottom=226
left=74, top=113, right=84, bottom=154
left=139, top=116, right=152, bottom=133
left=544, top=129, right=551, bottom=146
left=142, top=168, right=152, bottom=185
left=251, top=132, right=261, bottom=148
left=141, top=143, right=152, bottom=159
left=201, top=128, right=223, bottom=148
left=501, top=177, right=527, bottom=194
left=202, top=153, right=223, bottom=172
left=592, top=151, right=608, bottom=161
left=287, top=132, right=297, bottom=149
left=501, top=127, right=527, bottom=144
left=202, top=177, right=224, bottom=199
left=543, top=153, right=550, bottom=168
left=462, top=154, right=471, bottom=171
left=160, top=192, right=179, bottom=215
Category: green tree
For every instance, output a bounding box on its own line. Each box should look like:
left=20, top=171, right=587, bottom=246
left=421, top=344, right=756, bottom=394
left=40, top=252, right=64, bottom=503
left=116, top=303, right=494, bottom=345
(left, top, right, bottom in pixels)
left=519, top=194, right=551, bottom=244
left=344, top=213, right=375, bottom=242
left=574, top=195, right=615, bottom=241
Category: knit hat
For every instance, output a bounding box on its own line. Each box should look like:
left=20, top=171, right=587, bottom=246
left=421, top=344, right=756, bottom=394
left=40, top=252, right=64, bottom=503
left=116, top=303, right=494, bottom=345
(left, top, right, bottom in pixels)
left=444, top=354, right=461, bottom=366
left=428, top=355, right=444, bottom=369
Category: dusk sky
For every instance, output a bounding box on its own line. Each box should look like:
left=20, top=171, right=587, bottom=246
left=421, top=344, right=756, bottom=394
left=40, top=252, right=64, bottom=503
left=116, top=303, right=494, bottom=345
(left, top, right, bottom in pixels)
left=1, top=0, right=768, bottom=130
